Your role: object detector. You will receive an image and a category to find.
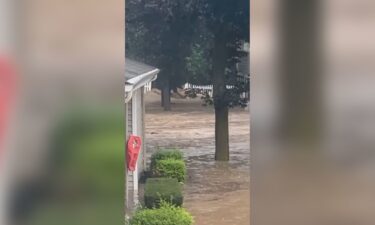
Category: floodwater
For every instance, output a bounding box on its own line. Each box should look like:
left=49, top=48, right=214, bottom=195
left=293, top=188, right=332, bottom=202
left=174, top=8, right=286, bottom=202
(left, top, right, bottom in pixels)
left=145, top=92, right=250, bottom=225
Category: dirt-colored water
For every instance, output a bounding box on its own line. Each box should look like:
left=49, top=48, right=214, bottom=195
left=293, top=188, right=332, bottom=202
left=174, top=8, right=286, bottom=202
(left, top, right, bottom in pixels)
left=145, top=92, right=250, bottom=225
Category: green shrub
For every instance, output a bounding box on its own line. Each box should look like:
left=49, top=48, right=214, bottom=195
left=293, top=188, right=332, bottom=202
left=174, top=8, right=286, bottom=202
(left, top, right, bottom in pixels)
left=150, top=149, right=183, bottom=169
left=144, top=178, right=183, bottom=208
left=130, top=202, right=193, bottom=225
left=152, top=159, right=186, bottom=182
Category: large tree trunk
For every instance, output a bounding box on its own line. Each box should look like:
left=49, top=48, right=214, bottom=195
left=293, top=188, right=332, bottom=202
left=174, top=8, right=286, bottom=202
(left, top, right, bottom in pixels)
left=215, top=105, right=229, bottom=161
left=161, top=89, right=164, bottom=107
left=161, top=80, right=171, bottom=111
left=212, top=34, right=230, bottom=161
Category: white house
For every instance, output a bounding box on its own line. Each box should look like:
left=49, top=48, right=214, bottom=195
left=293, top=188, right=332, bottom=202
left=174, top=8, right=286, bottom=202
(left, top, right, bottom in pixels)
left=124, top=58, right=159, bottom=213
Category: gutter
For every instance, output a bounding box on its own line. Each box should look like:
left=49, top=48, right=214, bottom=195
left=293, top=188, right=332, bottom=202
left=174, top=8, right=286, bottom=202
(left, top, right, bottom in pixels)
left=124, top=68, right=159, bottom=103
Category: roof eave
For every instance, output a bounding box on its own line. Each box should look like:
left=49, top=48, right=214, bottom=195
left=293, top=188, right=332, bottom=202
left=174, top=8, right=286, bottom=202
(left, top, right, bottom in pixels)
left=124, top=68, right=159, bottom=103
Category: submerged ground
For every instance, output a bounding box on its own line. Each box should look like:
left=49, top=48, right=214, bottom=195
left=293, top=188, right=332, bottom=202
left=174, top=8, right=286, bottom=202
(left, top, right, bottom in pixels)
left=145, top=91, right=250, bottom=225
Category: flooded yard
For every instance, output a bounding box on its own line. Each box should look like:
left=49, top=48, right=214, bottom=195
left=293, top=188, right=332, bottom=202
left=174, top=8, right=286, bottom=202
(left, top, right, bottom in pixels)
left=145, top=92, right=250, bottom=225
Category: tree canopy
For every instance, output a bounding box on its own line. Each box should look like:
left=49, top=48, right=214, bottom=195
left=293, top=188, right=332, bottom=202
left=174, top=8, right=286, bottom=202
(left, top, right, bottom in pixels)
left=126, top=0, right=249, bottom=160
left=126, top=0, right=200, bottom=109
left=192, top=0, right=249, bottom=160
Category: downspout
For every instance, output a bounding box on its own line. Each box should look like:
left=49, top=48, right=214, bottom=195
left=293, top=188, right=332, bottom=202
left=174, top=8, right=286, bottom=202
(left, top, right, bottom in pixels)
left=124, top=90, right=133, bottom=103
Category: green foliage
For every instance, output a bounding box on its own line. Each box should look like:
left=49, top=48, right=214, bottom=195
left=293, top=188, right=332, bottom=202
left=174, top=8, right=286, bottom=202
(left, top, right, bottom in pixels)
left=126, top=0, right=200, bottom=90
left=53, top=108, right=125, bottom=197
left=184, top=0, right=250, bottom=108
left=186, top=43, right=212, bottom=85
left=152, top=159, right=186, bottom=182
left=28, top=106, right=125, bottom=225
left=126, top=0, right=249, bottom=108
left=150, top=149, right=184, bottom=168
left=150, top=149, right=186, bottom=182
left=130, top=201, right=193, bottom=225
left=144, top=178, right=183, bottom=208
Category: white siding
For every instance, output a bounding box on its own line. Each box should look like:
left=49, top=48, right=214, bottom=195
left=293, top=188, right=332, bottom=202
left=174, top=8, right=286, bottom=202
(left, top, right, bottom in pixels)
left=125, top=88, right=147, bottom=212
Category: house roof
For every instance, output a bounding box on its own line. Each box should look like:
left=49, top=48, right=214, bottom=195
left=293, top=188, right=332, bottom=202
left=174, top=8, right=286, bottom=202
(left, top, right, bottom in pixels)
left=125, top=59, right=158, bottom=80
left=125, top=58, right=159, bottom=103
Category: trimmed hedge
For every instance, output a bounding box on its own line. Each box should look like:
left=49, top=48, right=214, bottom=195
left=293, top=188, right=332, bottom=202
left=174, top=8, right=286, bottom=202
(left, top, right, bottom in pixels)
left=152, top=159, right=186, bottom=182
left=150, top=149, right=183, bottom=169
left=144, top=178, right=183, bottom=208
left=138, top=149, right=191, bottom=225
left=130, top=202, right=193, bottom=225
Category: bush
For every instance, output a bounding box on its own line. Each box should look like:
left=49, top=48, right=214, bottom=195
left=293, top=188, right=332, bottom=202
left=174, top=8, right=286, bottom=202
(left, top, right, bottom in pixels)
left=130, top=202, right=193, bottom=225
left=150, top=149, right=183, bottom=169
left=144, top=178, right=183, bottom=208
left=152, top=159, right=186, bottom=182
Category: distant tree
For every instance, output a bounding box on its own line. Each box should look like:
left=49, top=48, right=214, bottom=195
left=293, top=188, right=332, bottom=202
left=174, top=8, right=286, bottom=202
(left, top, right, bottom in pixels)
left=127, top=0, right=249, bottom=160
left=186, top=0, right=249, bottom=161
left=126, top=0, right=198, bottom=110
left=185, top=21, right=214, bottom=86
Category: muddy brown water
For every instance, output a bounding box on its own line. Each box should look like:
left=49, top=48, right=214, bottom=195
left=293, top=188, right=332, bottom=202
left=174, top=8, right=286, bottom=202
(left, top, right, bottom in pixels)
left=145, top=92, right=250, bottom=225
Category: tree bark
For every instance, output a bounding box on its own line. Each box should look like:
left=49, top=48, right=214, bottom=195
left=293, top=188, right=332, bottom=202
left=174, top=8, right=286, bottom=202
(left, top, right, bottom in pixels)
left=212, top=33, right=230, bottom=161
left=215, top=105, right=229, bottom=161
left=162, top=80, right=171, bottom=111
left=161, top=88, right=164, bottom=107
